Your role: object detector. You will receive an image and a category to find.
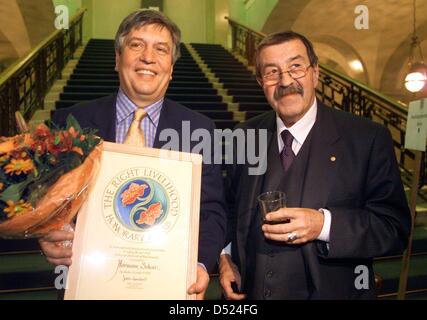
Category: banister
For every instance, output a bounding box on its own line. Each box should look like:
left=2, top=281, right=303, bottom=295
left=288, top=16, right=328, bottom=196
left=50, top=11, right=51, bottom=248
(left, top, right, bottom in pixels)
left=225, top=16, right=424, bottom=187
left=0, top=7, right=86, bottom=137
left=0, top=8, right=86, bottom=86
left=225, top=17, right=265, bottom=38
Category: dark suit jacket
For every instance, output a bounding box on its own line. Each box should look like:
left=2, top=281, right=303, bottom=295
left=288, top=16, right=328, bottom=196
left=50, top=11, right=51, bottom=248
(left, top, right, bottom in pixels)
left=225, top=101, right=411, bottom=299
left=52, top=94, right=227, bottom=273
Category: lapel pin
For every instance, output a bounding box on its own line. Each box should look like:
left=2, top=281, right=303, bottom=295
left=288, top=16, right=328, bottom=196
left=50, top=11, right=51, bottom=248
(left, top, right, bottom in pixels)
left=330, top=155, right=337, bottom=162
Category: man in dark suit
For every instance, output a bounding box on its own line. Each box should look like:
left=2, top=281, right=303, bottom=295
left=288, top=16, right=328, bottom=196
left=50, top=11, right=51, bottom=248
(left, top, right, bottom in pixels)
left=219, top=31, right=411, bottom=299
left=39, top=10, right=226, bottom=299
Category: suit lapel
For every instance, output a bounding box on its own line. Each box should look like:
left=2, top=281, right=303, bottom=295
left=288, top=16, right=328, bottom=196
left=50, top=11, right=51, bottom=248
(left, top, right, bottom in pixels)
left=238, top=111, right=276, bottom=232
left=89, top=94, right=117, bottom=142
left=300, top=102, right=341, bottom=209
left=299, top=102, right=342, bottom=295
left=237, top=112, right=275, bottom=280
left=262, top=127, right=284, bottom=193
left=153, top=98, right=183, bottom=149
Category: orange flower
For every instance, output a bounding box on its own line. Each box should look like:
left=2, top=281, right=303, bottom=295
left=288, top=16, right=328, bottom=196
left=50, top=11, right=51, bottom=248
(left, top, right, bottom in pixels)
left=0, top=140, right=15, bottom=155
left=121, top=183, right=148, bottom=206
left=48, top=132, right=73, bottom=155
left=32, top=140, right=47, bottom=155
left=18, top=134, right=34, bottom=148
left=0, top=182, right=4, bottom=191
left=3, top=200, right=33, bottom=218
left=68, top=126, right=79, bottom=139
left=10, top=149, right=30, bottom=160
left=136, top=202, right=162, bottom=225
left=4, top=158, right=35, bottom=175
left=34, top=123, right=51, bottom=139
left=72, top=146, right=83, bottom=156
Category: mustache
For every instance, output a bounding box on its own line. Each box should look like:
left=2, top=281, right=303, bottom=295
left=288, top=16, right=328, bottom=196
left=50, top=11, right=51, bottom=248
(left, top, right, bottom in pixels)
left=274, top=84, right=304, bottom=100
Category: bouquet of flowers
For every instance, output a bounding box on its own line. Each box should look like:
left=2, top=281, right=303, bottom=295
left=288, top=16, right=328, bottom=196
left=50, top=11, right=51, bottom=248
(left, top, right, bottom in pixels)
left=0, top=115, right=102, bottom=238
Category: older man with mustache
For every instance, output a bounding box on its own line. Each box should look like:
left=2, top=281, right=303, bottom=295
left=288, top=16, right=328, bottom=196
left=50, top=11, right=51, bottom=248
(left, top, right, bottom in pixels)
left=219, top=31, right=411, bottom=300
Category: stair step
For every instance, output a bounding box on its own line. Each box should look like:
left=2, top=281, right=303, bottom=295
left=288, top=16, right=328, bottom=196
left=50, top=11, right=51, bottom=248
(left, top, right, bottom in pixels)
left=0, top=289, right=58, bottom=300
left=374, top=254, right=427, bottom=295
left=0, top=253, right=53, bottom=275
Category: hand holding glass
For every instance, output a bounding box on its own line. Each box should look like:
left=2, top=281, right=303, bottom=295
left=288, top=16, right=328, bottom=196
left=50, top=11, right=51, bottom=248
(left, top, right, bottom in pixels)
left=257, top=191, right=288, bottom=225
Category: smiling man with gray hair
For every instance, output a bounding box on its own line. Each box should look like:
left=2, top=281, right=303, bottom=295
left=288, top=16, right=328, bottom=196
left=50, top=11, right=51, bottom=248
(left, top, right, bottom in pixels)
left=38, top=9, right=227, bottom=299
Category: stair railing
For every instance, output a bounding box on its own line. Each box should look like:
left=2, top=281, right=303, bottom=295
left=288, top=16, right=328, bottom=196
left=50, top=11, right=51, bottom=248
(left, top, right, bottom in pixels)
left=0, top=8, right=86, bottom=137
left=225, top=16, right=420, bottom=187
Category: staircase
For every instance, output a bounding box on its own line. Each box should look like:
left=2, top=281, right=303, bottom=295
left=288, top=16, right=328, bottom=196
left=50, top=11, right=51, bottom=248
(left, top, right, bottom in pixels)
left=0, top=239, right=57, bottom=299
left=1, top=40, right=426, bottom=300
left=53, top=39, right=238, bottom=131
left=190, top=43, right=270, bottom=121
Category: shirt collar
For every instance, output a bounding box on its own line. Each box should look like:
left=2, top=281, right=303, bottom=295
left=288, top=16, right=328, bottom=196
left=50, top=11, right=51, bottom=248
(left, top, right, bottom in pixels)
left=116, top=88, right=163, bottom=127
left=276, top=98, right=317, bottom=146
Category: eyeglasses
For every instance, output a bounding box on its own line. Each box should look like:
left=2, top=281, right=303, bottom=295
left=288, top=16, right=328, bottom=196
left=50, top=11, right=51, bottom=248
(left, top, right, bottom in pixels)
left=262, top=64, right=312, bottom=85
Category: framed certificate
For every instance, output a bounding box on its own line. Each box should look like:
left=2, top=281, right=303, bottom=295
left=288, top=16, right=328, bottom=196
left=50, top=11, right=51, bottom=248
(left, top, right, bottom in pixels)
left=65, top=142, right=202, bottom=300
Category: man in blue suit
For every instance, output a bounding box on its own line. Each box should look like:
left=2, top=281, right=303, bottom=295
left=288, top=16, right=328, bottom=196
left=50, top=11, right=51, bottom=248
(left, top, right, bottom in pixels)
left=39, top=9, right=226, bottom=299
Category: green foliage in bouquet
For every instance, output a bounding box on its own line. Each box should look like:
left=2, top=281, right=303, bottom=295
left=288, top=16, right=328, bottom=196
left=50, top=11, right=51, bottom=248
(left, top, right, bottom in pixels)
left=0, top=115, right=101, bottom=222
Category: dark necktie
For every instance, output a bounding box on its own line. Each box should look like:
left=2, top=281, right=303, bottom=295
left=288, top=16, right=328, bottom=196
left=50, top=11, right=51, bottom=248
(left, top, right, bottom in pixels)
left=280, top=130, right=295, bottom=172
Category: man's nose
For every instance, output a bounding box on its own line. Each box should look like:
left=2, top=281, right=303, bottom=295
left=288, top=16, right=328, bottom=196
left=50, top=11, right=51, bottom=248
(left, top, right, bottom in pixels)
left=139, top=46, right=155, bottom=63
left=278, top=71, right=294, bottom=87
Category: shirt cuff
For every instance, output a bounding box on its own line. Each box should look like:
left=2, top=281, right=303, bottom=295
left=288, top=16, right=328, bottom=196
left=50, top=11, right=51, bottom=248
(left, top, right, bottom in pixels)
left=197, top=262, right=207, bottom=272
left=221, top=243, right=232, bottom=256
left=317, top=208, right=331, bottom=242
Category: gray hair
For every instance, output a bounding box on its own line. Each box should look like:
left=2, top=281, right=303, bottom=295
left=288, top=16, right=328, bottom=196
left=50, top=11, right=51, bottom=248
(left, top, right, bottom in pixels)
left=114, top=10, right=181, bottom=64
left=255, top=31, right=318, bottom=78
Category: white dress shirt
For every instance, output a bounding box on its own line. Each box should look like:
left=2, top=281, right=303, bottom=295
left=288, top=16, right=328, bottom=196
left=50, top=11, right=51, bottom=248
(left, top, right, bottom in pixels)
left=276, top=99, right=331, bottom=242
left=222, top=99, right=331, bottom=256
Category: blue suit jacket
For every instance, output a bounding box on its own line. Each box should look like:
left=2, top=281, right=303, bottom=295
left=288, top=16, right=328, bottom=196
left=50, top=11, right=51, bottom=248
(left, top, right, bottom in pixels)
left=52, top=94, right=227, bottom=273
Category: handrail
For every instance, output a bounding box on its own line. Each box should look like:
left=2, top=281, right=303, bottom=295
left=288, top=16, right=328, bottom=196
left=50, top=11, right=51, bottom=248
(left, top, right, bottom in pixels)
left=225, top=17, right=265, bottom=38
left=225, top=16, right=424, bottom=187
left=0, top=7, right=86, bottom=137
left=225, top=17, right=265, bottom=68
left=319, top=64, right=408, bottom=115
left=0, top=8, right=86, bottom=85
left=225, top=16, right=407, bottom=112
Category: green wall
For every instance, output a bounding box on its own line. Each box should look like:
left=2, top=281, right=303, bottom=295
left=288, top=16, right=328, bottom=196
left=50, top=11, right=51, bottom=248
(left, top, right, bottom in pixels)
left=90, top=0, right=141, bottom=39
left=228, top=0, right=277, bottom=32
left=206, top=0, right=216, bottom=44
left=53, top=0, right=141, bottom=41
left=165, top=0, right=229, bottom=45
left=50, top=0, right=277, bottom=44
left=164, top=0, right=211, bottom=43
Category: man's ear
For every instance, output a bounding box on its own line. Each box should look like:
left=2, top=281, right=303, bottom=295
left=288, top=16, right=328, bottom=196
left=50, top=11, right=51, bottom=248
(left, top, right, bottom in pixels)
left=312, top=64, right=319, bottom=87
left=170, top=63, right=174, bottom=80
left=115, top=51, right=120, bottom=72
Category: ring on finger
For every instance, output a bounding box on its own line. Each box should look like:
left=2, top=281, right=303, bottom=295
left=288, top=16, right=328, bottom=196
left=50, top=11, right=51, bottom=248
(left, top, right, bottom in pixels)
left=287, top=232, right=298, bottom=242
